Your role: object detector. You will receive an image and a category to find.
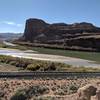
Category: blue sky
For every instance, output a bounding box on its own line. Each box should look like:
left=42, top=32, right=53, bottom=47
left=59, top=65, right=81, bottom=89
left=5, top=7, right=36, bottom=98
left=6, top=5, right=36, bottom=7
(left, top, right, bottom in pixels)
left=0, top=0, right=100, bottom=33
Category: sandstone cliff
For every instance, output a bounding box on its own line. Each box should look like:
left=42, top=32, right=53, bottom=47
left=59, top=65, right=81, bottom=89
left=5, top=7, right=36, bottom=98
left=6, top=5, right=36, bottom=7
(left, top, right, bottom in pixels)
left=21, top=18, right=100, bottom=51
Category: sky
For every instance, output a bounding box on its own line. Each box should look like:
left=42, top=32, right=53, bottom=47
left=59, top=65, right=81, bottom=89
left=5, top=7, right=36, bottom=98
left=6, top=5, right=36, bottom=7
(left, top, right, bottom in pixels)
left=0, top=0, right=100, bottom=33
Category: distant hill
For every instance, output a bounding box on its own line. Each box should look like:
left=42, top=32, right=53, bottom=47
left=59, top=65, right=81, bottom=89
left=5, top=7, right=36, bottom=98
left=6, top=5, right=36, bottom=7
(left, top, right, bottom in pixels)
left=0, top=33, right=22, bottom=41
left=19, top=18, right=100, bottom=51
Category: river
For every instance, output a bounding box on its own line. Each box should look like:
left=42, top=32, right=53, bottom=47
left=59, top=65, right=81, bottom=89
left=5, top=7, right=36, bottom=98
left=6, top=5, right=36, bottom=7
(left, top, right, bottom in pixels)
left=0, top=46, right=100, bottom=68
left=3, top=41, right=16, bottom=46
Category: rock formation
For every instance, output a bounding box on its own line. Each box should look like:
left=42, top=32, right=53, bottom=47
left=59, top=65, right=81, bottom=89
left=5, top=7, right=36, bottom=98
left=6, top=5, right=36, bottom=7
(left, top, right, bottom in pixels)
left=23, top=18, right=49, bottom=42
left=76, top=84, right=100, bottom=100
left=77, top=84, right=97, bottom=100
left=21, top=18, right=100, bottom=51
left=95, top=90, right=100, bottom=100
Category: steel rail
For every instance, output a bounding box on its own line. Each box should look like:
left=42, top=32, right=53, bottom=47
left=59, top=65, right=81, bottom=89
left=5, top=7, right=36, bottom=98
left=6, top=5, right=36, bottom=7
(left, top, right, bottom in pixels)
left=0, top=72, right=100, bottom=78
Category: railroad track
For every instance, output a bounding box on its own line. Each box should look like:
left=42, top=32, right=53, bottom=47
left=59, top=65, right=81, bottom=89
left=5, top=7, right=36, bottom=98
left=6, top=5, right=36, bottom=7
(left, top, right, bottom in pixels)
left=0, top=72, right=100, bottom=78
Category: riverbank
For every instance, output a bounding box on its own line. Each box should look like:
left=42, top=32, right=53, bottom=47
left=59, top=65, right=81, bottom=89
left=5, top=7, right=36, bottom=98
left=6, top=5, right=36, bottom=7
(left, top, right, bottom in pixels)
left=12, top=41, right=100, bottom=63
left=0, top=55, right=100, bottom=72
left=1, top=41, right=100, bottom=63
left=0, top=47, right=100, bottom=68
left=0, top=41, right=100, bottom=68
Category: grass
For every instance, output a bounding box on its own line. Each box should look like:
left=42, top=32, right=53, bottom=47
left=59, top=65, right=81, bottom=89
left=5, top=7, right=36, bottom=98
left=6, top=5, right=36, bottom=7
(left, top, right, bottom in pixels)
left=0, top=42, right=100, bottom=63
left=30, top=47, right=100, bottom=63
left=8, top=42, right=100, bottom=63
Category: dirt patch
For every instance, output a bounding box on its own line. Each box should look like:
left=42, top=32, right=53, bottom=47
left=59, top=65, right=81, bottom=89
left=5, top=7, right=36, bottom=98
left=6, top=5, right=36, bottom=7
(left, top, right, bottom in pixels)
left=0, top=78, right=100, bottom=100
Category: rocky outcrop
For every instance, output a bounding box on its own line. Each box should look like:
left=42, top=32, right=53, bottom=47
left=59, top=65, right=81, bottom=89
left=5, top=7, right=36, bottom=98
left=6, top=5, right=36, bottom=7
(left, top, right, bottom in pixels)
left=77, top=84, right=97, bottom=100
left=76, top=84, right=100, bottom=100
left=22, top=18, right=100, bottom=51
left=23, top=18, right=49, bottom=42
left=95, top=90, right=100, bottom=100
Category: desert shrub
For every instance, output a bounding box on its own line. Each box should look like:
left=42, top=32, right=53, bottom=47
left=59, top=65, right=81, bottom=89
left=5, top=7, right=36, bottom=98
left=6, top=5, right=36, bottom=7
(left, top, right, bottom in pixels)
left=69, top=84, right=78, bottom=91
left=0, top=55, right=50, bottom=71
left=34, top=96, right=56, bottom=100
left=0, top=90, right=4, bottom=98
left=0, top=55, right=32, bottom=68
left=9, top=61, right=17, bottom=65
left=26, top=63, right=41, bottom=71
left=15, top=62, right=27, bottom=68
left=10, top=89, right=27, bottom=100
left=54, top=89, right=66, bottom=95
left=51, top=86, right=57, bottom=91
left=43, top=62, right=57, bottom=71
left=0, top=55, right=99, bottom=72
left=26, top=62, right=57, bottom=71
left=47, top=62, right=56, bottom=71
left=2, top=45, right=8, bottom=48
left=11, top=85, right=49, bottom=100
left=68, top=84, right=79, bottom=94
left=60, top=85, right=68, bottom=93
left=27, top=85, right=49, bottom=96
left=53, top=84, right=68, bottom=95
left=0, top=55, right=15, bottom=64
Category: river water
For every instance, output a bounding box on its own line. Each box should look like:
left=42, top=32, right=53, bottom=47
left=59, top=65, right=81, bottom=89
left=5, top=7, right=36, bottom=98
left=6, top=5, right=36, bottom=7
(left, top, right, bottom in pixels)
left=0, top=47, right=100, bottom=68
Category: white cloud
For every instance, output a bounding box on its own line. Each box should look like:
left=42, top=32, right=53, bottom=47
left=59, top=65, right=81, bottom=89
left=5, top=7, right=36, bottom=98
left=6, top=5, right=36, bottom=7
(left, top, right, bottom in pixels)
left=16, top=24, right=22, bottom=27
left=2, top=21, right=22, bottom=27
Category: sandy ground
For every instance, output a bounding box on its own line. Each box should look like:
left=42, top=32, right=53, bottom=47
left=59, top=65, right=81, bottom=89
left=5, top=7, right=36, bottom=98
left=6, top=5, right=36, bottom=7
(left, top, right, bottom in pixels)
left=0, top=48, right=100, bottom=68
left=0, top=78, right=100, bottom=100
left=0, top=63, right=19, bottom=72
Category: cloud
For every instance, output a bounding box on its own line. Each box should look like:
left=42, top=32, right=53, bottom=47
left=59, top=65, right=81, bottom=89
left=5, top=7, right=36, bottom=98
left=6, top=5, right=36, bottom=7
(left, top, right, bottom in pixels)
left=2, top=21, right=22, bottom=27
left=16, top=24, right=22, bottom=27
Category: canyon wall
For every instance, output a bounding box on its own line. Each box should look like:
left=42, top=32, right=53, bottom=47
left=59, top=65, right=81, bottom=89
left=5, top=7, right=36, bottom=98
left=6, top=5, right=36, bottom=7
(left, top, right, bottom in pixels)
left=21, top=18, right=100, bottom=51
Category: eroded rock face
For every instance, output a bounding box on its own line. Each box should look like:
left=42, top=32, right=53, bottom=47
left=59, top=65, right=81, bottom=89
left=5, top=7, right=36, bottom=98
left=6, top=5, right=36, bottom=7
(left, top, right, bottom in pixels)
left=77, top=84, right=97, bottom=100
left=23, top=18, right=48, bottom=42
left=22, top=18, right=100, bottom=51
left=94, top=90, right=100, bottom=100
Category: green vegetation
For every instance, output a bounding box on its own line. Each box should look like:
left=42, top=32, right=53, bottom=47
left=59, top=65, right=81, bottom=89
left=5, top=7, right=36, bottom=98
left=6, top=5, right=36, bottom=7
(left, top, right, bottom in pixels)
left=0, top=55, right=100, bottom=72
left=11, top=83, right=79, bottom=100
left=68, top=84, right=79, bottom=94
left=0, top=43, right=6, bottom=48
left=0, top=55, right=65, bottom=71
left=31, top=47, right=100, bottom=63
left=1, top=41, right=100, bottom=63
left=54, top=83, right=79, bottom=95
left=11, top=89, right=27, bottom=100
left=4, top=43, right=100, bottom=63
left=11, top=85, right=49, bottom=100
